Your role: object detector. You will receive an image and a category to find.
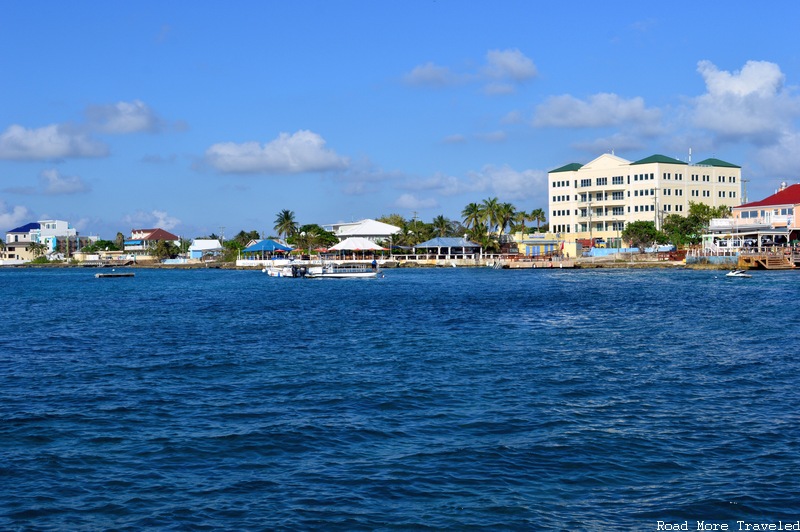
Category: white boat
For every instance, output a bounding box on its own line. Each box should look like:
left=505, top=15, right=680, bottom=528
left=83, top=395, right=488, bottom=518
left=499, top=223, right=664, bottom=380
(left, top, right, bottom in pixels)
left=305, top=263, right=378, bottom=279
left=725, top=269, right=752, bottom=278
left=263, top=263, right=311, bottom=278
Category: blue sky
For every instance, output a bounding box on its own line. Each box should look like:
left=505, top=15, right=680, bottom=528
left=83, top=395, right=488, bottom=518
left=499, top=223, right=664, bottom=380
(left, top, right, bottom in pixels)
left=2, top=1, right=800, bottom=239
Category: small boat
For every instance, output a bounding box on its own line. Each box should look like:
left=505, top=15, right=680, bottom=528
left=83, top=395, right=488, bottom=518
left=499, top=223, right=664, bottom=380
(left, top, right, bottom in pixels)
left=725, top=269, right=752, bottom=278
left=263, top=264, right=310, bottom=278
left=305, top=263, right=378, bottom=279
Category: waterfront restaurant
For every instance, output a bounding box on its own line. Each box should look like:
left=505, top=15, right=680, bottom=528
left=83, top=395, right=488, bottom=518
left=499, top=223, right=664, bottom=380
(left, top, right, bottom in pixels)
left=705, top=182, right=800, bottom=251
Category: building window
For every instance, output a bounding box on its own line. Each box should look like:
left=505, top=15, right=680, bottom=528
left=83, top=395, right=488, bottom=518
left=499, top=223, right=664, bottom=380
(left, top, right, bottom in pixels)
left=596, top=177, right=607, bottom=186
left=612, top=176, right=624, bottom=185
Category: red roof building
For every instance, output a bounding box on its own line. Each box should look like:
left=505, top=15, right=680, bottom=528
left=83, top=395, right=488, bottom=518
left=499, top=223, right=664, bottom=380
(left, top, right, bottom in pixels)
left=732, top=183, right=799, bottom=229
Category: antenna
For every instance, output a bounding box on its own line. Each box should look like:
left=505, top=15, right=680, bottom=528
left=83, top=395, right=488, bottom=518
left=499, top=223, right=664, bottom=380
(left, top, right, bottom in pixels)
left=742, top=179, right=749, bottom=204
left=688, top=147, right=692, bottom=164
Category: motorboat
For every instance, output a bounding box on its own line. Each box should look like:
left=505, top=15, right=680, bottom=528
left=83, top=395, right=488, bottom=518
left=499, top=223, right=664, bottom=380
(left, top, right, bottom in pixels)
left=305, top=263, right=378, bottom=279
left=263, top=263, right=310, bottom=278
left=725, top=269, right=752, bottom=278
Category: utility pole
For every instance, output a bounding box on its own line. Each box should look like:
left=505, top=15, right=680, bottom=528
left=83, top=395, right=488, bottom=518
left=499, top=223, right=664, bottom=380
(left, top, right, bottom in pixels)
left=742, top=178, right=749, bottom=204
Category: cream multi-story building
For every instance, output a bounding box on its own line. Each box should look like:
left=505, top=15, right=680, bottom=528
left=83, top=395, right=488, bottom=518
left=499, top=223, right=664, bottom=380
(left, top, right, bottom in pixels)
left=548, top=153, right=742, bottom=246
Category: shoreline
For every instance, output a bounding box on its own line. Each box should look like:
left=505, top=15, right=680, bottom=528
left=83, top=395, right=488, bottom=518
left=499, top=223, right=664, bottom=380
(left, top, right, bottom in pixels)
left=5, top=259, right=738, bottom=271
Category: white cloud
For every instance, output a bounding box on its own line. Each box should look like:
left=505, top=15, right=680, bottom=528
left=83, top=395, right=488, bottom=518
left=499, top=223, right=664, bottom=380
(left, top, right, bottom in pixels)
left=401, top=172, right=476, bottom=197
left=86, top=99, right=163, bottom=134
left=205, top=130, right=349, bottom=174
left=40, top=168, right=90, bottom=195
left=692, top=60, right=800, bottom=144
left=401, top=165, right=547, bottom=203
left=572, top=133, right=646, bottom=154
left=403, top=62, right=461, bottom=87
left=475, top=131, right=507, bottom=143
left=395, top=193, right=438, bottom=210
left=534, top=93, right=661, bottom=128
left=405, top=49, right=536, bottom=93
left=483, top=48, right=537, bottom=81
left=122, top=209, right=181, bottom=231
left=756, top=130, right=800, bottom=177
left=0, top=124, right=108, bottom=160
left=0, top=201, right=31, bottom=229
left=442, top=134, right=467, bottom=144
left=465, top=164, right=548, bottom=201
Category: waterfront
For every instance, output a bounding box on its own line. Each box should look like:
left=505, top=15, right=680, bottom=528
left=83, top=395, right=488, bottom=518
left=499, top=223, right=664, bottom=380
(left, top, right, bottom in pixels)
left=1, top=267, right=799, bottom=529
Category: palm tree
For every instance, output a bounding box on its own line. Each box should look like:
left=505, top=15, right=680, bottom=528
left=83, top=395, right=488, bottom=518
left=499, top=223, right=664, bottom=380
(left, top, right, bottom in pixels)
left=29, top=241, right=47, bottom=258
left=512, top=210, right=530, bottom=234
left=530, top=208, right=546, bottom=232
left=497, top=202, right=516, bottom=236
left=274, top=209, right=298, bottom=241
left=479, top=197, right=501, bottom=235
left=431, top=215, right=450, bottom=237
left=461, top=203, right=482, bottom=232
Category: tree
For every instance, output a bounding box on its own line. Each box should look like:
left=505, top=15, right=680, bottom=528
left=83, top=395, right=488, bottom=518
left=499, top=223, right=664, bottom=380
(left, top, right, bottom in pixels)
left=233, top=230, right=260, bottom=247
left=377, top=213, right=407, bottom=229
left=461, top=203, right=482, bottom=232
left=81, top=239, right=119, bottom=253
left=274, top=209, right=298, bottom=241
left=622, top=221, right=662, bottom=252
left=29, top=241, right=47, bottom=258
left=480, top=197, right=501, bottom=234
left=512, top=210, right=530, bottom=234
left=431, top=215, right=450, bottom=237
left=115, top=232, right=125, bottom=250
left=661, top=214, right=696, bottom=248
left=152, top=240, right=179, bottom=260
left=497, top=202, right=516, bottom=236
left=530, top=208, right=546, bottom=232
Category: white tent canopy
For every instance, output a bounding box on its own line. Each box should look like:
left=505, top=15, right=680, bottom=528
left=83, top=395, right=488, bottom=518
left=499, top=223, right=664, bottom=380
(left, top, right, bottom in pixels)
left=329, top=237, right=386, bottom=251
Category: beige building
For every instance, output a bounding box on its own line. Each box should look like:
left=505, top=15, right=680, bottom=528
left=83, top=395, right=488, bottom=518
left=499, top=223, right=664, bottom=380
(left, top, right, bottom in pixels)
left=548, top=153, right=742, bottom=245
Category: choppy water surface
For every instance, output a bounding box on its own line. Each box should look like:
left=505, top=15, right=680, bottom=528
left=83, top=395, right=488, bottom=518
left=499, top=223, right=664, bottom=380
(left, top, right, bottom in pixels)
left=1, top=267, right=799, bottom=530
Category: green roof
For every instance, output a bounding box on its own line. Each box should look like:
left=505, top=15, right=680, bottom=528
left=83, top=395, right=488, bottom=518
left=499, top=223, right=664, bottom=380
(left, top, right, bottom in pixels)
left=549, top=162, right=583, bottom=173
left=631, top=154, right=687, bottom=165
left=695, top=157, right=740, bottom=168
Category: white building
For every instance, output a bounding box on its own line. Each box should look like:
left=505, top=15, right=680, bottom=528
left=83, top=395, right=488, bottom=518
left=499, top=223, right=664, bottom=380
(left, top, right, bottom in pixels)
left=323, top=219, right=401, bottom=243
left=548, top=153, right=742, bottom=245
left=3, top=219, right=94, bottom=261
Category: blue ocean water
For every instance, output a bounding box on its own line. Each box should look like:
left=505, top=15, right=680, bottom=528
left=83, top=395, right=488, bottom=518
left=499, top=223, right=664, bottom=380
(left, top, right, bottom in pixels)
left=1, top=266, right=799, bottom=530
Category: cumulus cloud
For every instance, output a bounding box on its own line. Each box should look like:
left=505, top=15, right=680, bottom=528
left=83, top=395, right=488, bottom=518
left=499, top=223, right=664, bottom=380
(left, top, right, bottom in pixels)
left=692, top=60, right=800, bottom=144
left=534, top=93, right=661, bottom=128
left=40, top=168, right=90, bottom=195
left=405, top=48, right=536, bottom=94
left=394, top=193, right=438, bottom=210
left=400, top=172, right=478, bottom=197
left=0, top=201, right=31, bottom=229
left=572, top=133, right=646, bottom=154
left=122, top=209, right=181, bottom=231
left=0, top=124, right=108, bottom=160
left=465, top=164, right=548, bottom=201
left=756, top=130, right=800, bottom=177
left=483, top=48, right=537, bottom=81
left=401, top=165, right=546, bottom=203
left=403, top=62, right=461, bottom=87
left=205, top=130, right=349, bottom=174
left=86, top=99, right=163, bottom=134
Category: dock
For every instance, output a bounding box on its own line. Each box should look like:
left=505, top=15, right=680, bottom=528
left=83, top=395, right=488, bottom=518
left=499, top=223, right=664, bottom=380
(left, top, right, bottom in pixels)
left=95, top=272, right=135, bottom=278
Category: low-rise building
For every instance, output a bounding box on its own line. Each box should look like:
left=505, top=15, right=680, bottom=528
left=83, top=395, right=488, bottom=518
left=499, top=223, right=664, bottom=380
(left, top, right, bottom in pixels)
left=324, top=219, right=401, bottom=244
left=3, top=220, right=96, bottom=261
left=188, top=239, right=223, bottom=260
left=705, top=182, right=799, bottom=250
left=124, top=228, right=180, bottom=259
